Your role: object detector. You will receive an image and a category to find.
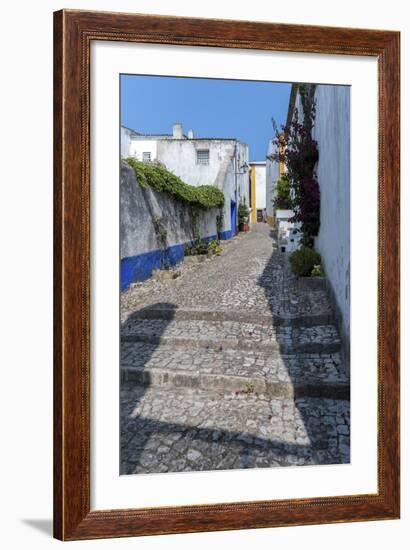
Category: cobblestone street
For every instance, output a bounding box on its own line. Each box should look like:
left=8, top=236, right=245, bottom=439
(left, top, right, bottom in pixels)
left=120, top=224, right=350, bottom=474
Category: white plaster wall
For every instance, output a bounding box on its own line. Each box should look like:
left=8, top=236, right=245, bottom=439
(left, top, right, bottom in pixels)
left=156, top=139, right=246, bottom=188
left=266, top=139, right=280, bottom=220
left=291, top=85, right=350, bottom=340
left=157, top=139, right=226, bottom=186
left=221, top=160, right=235, bottom=233
left=235, top=143, right=250, bottom=206
left=254, top=164, right=267, bottom=209
left=156, top=139, right=248, bottom=234
left=120, top=126, right=132, bottom=157
left=313, top=85, right=350, bottom=341
left=129, top=138, right=158, bottom=161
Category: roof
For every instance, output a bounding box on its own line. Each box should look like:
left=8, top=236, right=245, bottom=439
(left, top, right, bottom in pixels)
left=121, top=125, right=142, bottom=137
left=132, top=133, right=178, bottom=139
left=121, top=127, right=245, bottom=145
left=131, top=135, right=245, bottom=144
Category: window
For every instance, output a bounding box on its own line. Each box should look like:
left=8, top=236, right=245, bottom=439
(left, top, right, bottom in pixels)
left=196, top=149, right=209, bottom=165
left=142, top=152, right=151, bottom=163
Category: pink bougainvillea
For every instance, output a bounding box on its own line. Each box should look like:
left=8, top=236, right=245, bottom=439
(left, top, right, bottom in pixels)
left=269, top=90, right=320, bottom=243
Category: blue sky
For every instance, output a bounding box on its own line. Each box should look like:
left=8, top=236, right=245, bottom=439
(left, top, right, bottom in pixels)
left=120, top=75, right=291, bottom=161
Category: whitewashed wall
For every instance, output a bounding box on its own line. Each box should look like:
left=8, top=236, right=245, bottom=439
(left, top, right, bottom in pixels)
left=313, top=85, right=350, bottom=345
left=266, top=140, right=280, bottom=222
left=156, top=138, right=249, bottom=234
left=120, top=127, right=133, bottom=157
left=156, top=139, right=248, bottom=195
left=254, top=163, right=267, bottom=209
left=129, top=138, right=158, bottom=162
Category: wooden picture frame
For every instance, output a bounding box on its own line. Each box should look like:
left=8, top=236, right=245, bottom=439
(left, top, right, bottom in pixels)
left=54, top=9, right=400, bottom=540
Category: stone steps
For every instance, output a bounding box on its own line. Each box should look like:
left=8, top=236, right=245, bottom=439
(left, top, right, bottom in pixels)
left=121, top=318, right=341, bottom=354
left=120, top=226, right=350, bottom=476
left=121, top=342, right=348, bottom=399
left=127, top=304, right=334, bottom=327
left=121, top=384, right=350, bottom=474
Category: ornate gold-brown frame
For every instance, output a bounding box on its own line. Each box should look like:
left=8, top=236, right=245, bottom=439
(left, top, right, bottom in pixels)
left=54, top=9, right=400, bottom=540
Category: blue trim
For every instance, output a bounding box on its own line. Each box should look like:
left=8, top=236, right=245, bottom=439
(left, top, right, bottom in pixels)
left=200, top=234, right=216, bottom=243
left=121, top=232, right=233, bottom=289
left=230, top=200, right=237, bottom=238
left=121, top=244, right=184, bottom=289
left=218, top=229, right=232, bottom=240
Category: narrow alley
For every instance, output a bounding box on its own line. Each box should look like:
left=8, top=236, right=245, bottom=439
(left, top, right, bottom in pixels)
left=120, top=225, right=350, bottom=474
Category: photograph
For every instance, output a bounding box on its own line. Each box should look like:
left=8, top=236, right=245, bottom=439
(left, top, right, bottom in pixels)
left=119, top=75, right=351, bottom=475
left=50, top=6, right=400, bottom=541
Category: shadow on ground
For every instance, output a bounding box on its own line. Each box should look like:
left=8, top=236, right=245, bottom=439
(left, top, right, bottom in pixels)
left=120, top=230, right=350, bottom=475
left=257, top=247, right=350, bottom=467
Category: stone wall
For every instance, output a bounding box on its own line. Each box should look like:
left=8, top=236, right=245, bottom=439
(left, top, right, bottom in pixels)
left=120, top=162, right=224, bottom=289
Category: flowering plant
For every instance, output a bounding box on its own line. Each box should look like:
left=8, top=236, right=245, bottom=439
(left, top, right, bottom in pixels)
left=269, top=85, right=320, bottom=242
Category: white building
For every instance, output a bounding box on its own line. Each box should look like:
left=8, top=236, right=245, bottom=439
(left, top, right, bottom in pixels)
left=121, top=123, right=249, bottom=239
left=266, top=124, right=300, bottom=249
left=249, top=161, right=266, bottom=224
left=265, top=139, right=281, bottom=227
left=121, top=126, right=140, bottom=158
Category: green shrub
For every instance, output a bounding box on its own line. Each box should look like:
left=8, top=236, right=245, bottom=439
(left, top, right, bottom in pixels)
left=289, top=247, right=321, bottom=277
left=184, top=239, right=222, bottom=257
left=125, top=158, right=224, bottom=210
left=273, top=177, right=292, bottom=209
left=184, top=240, right=208, bottom=256
left=311, top=264, right=324, bottom=277
left=208, top=240, right=222, bottom=255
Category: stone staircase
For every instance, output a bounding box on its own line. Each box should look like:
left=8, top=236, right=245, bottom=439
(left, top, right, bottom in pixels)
left=120, top=310, right=348, bottom=400
left=120, top=226, right=350, bottom=474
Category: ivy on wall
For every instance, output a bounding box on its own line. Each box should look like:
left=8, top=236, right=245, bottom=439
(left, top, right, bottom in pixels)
left=125, top=158, right=224, bottom=210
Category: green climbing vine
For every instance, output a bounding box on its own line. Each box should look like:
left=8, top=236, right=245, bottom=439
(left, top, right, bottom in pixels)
left=190, top=207, right=200, bottom=243
left=125, top=158, right=224, bottom=210
left=216, top=208, right=224, bottom=237
left=152, top=216, right=168, bottom=269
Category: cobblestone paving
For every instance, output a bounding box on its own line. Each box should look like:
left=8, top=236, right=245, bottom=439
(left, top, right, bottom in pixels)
left=120, top=224, right=350, bottom=475
left=122, top=318, right=340, bottom=352
left=121, top=226, right=332, bottom=323
left=121, top=386, right=350, bottom=474
left=121, top=343, right=348, bottom=398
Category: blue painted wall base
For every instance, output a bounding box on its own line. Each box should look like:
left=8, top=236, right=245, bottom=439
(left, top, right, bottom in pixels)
left=121, top=232, right=233, bottom=290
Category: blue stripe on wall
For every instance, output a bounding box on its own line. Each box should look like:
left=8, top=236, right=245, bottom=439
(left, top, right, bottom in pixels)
left=219, top=229, right=232, bottom=240
left=121, top=232, right=233, bottom=289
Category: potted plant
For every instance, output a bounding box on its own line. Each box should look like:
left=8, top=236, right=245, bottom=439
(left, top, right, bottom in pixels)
left=289, top=246, right=326, bottom=290
left=238, top=200, right=249, bottom=232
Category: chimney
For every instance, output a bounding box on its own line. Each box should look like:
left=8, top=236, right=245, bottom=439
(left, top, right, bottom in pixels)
left=172, top=123, right=183, bottom=139
left=187, top=129, right=194, bottom=139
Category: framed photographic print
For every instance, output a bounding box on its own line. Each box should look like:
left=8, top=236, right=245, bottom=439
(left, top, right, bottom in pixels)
left=54, top=9, right=400, bottom=540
